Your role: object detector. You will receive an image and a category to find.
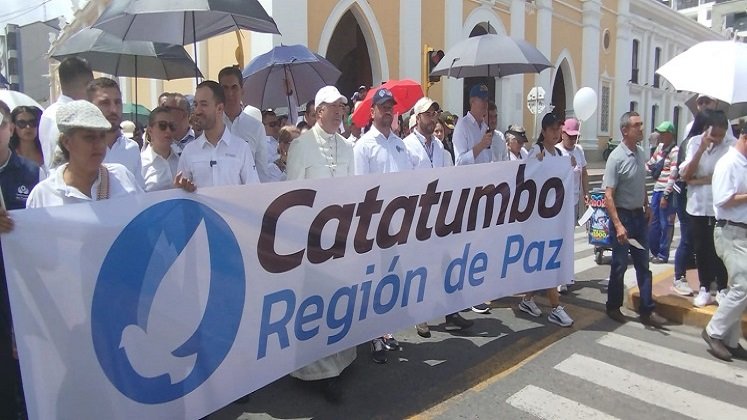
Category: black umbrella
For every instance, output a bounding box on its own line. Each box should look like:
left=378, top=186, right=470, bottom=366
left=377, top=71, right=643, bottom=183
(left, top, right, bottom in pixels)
left=50, top=28, right=204, bottom=80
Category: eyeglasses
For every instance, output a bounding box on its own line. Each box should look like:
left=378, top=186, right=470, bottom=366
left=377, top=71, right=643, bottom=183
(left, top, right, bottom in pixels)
left=15, top=119, right=38, bottom=129
left=155, top=121, right=176, bottom=131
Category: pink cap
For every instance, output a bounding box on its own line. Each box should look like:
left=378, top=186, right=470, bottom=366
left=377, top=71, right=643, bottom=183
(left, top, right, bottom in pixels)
left=562, top=118, right=580, bottom=136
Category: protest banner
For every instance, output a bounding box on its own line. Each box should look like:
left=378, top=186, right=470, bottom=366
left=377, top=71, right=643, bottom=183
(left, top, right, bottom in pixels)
left=3, top=159, right=573, bottom=419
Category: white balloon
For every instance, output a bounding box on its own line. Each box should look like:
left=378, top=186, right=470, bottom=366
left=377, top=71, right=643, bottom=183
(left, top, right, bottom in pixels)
left=573, top=87, right=598, bottom=122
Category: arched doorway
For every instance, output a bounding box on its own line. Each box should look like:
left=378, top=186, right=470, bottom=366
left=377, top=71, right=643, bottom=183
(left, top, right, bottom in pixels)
left=325, top=10, right=373, bottom=101
left=463, top=23, right=496, bottom=114
left=551, top=70, right=566, bottom=118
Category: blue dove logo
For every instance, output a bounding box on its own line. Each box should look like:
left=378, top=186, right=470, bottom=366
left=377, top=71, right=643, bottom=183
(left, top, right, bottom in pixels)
left=91, top=199, right=245, bottom=404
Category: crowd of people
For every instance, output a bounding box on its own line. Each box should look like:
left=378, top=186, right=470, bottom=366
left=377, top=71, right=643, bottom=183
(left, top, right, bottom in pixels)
left=0, top=55, right=746, bottom=416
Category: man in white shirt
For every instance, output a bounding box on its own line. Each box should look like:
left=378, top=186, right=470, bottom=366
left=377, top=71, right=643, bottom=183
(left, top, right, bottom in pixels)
left=680, top=109, right=735, bottom=307
left=39, top=57, right=93, bottom=169
left=703, top=127, right=747, bottom=361
left=87, top=78, right=144, bottom=188
left=353, top=87, right=413, bottom=363
left=262, top=109, right=281, bottom=164
left=160, top=93, right=195, bottom=152
left=176, top=81, right=259, bottom=189
left=354, top=88, right=413, bottom=175
left=218, top=66, right=269, bottom=182
left=558, top=118, right=589, bottom=212
left=453, top=84, right=492, bottom=166
left=285, top=85, right=356, bottom=402
left=488, top=101, right=509, bottom=162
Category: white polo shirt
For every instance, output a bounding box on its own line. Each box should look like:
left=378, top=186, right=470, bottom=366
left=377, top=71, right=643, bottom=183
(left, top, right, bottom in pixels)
left=224, top=110, right=269, bottom=182
left=39, top=94, right=73, bottom=169
left=452, top=111, right=491, bottom=166
left=713, top=146, right=747, bottom=224
left=402, top=129, right=453, bottom=169
left=491, top=130, right=509, bottom=162
left=681, top=134, right=737, bottom=216
left=141, top=144, right=179, bottom=192
left=104, top=134, right=145, bottom=188
left=177, top=127, right=260, bottom=188
left=266, top=136, right=280, bottom=164
left=27, top=163, right=142, bottom=208
left=353, top=126, right=413, bottom=175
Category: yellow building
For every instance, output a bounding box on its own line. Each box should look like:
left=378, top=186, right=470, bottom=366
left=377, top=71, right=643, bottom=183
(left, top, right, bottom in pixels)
left=52, top=0, right=721, bottom=158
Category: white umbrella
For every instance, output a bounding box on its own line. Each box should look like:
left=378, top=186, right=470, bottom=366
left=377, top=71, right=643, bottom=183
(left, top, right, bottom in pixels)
left=656, top=40, right=747, bottom=104
left=0, top=89, right=44, bottom=110
left=684, top=94, right=747, bottom=120
left=430, top=34, right=552, bottom=79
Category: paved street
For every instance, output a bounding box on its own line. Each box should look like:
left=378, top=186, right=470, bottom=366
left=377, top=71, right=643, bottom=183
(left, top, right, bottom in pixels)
left=210, top=225, right=747, bottom=420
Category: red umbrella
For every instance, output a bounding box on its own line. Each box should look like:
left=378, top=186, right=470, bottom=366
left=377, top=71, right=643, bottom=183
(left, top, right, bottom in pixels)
left=351, top=79, right=424, bottom=128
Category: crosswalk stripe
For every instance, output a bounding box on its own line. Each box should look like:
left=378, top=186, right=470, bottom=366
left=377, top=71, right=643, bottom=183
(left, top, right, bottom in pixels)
left=506, top=385, right=620, bottom=420
left=554, top=354, right=747, bottom=420
left=597, top=333, right=747, bottom=388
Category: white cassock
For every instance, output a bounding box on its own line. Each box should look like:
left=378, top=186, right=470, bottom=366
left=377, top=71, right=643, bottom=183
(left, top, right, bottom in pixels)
left=285, top=123, right=357, bottom=380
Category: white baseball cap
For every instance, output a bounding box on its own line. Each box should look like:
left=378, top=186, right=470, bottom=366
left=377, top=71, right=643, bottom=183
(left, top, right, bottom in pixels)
left=412, top=97, right=438, bottom=115
left=57, top=100, right=112, bottom=133
left=315, top=86, right=348, bottom=109
left=120, top=120, right=136, bottom=138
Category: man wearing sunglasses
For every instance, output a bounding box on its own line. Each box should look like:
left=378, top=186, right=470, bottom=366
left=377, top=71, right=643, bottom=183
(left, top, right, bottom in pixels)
left=262, top=110, right=281, bottom=165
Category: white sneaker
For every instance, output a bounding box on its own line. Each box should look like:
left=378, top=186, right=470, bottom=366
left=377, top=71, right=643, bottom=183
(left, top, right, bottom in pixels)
left=557, top=284, right=568, bottom=293
left=548, top=306, right=574, bottom=327
left=519, top=298, right=542, bottom=317
left=693, top=287, right=713, bottom=308
left=672, top=278, right=693, bottom=296
left=716, top=289, right=728, bottom=306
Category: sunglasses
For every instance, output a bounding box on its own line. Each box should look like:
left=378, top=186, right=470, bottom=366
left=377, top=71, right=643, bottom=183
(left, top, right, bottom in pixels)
left=15, top=119, right=38, bottom=129
left=154, top=121, right=176, bottom=131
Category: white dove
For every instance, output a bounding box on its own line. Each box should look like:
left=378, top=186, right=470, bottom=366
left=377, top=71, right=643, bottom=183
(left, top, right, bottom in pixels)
left=119, top=220, right=212, bottom=384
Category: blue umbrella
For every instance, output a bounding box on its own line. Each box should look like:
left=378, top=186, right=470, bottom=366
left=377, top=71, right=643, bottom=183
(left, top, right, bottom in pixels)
left=241, top=44, right=341, bottom=112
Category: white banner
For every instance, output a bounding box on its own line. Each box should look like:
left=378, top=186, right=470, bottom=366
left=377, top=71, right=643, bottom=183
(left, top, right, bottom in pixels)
left=3, top=160, right=573, bottom=419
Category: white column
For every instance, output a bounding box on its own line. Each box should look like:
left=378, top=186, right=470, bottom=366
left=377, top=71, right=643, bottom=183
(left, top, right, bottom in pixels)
left=272, top=0, right=308, bottom=46
left=508, top=0, right=527, bottom=128
left=580, top=0, right=602, bottom=150
left=250, top=0, right=276, bottom=60
left=613, top=0, right=632, bottom=143
left=399, top=0, right=421, bottom=81
left=533, top=0, right=552, bottom=139
left=443, top=0, right=463, bottom=114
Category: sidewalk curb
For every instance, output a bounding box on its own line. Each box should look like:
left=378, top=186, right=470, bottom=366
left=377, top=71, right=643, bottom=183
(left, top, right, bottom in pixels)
left=626, top=268, right=747, bottom=337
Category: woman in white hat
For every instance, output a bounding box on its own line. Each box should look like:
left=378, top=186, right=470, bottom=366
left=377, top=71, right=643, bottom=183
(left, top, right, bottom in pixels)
left=26, top=100, right=142, bottom=208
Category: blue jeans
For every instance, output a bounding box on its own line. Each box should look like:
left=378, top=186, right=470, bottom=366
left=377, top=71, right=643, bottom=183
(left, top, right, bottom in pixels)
left=673, top=190, right=691, bottom=279
left=607, top=209, right=656, bottom=315
left=648, top=191, right=676, bottom=261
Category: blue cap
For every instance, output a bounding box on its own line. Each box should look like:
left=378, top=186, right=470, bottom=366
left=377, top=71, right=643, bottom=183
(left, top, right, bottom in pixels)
left=372, top=88, right=397, bottom=106
left=469, top=84, right=489, bottom=100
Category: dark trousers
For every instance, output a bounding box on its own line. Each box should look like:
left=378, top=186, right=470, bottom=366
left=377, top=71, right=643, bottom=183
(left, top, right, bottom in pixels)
left=607, top=209, right=656, bottom=315
left=648, top=191, right=676, bottom=261
left=689, top=215, right=728, bottom=290
left=673, top=190, right=693, bottom=279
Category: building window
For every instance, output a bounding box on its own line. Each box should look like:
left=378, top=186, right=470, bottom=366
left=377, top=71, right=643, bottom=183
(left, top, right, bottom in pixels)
left=651, top=104, right=658, bottom=133
left=600, top=82, right=611, bottom=135
left=603, top=29, right=611, bottom=51
left=630, top=101, right=638, bottom=112
left=653, top=48, right=661, bottom=88
left=673, top=106, right=681, bottom=139
left=631, top=40, right=640, bottom=84
left=7, top=57, right=18, bottom=75
left=6, top=32, right=17, bottom=50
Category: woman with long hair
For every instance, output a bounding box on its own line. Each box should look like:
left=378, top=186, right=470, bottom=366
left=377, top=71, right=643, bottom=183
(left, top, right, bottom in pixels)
left=10, top=106, right=43, bottom=166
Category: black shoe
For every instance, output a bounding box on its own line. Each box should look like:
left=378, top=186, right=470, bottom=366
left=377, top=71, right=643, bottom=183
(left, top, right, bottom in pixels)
left=321, top=377, right=343, bottom=403
left=471, top=303, right=491, bottom=314
left=727, top=344, right=747, bottom=360
left=445, top=313, right=474, bottom=330
left=416, top=323, right=431, bottom=338
left=640, top=312, right=667, bottom=328
left=702, top=329, right=732, bottom=361
left=371, top=338, right=387, bottom=364
left=606, top=308, right=627, bottom=323
left=383, top=335, right=400, bottom=351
